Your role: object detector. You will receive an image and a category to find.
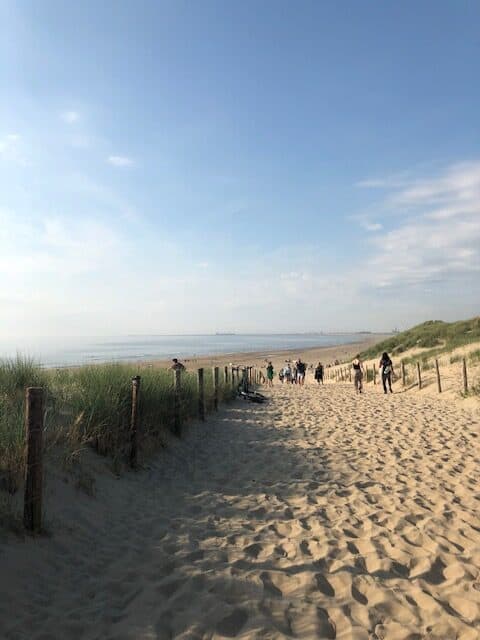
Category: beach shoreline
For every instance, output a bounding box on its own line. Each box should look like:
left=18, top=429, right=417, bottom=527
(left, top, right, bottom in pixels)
left=144, top=334, right=390, bottom=371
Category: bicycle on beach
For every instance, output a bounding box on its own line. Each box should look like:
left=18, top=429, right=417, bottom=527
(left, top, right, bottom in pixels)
left=232, top=366, right=267, bottom=403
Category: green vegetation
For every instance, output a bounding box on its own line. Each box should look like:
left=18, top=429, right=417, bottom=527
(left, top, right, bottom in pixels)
left=0, top=359, right=235, bottom=495
left=360, top=317, right=480, bottom=361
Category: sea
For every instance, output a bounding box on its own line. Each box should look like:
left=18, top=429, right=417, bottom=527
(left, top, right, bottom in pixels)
left=0, top=334, right=371, bottom=368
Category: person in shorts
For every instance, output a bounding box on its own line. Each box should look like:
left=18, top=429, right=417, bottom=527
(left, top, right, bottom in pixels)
left=296, top=359, right=306, bottom=385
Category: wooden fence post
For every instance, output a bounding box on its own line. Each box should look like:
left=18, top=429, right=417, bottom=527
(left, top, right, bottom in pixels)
left=401, top=362, right=406, bottom=387
left=417, top=362, right=422, bottom=390
left=435, top=359, right=442, bottom=393
left=462, top=358, right=468, bottom=394
left=129, top=376, right=141, bottom=468
left=365, top=366, right=368, bottom=383
left=373, top=364, right=377, bottom=385
left=213, top=366, right=219, bottom=411
left=224, top=365, right=228, bottom=386
left=24, top=387, right=44, bottom=532
left=349, top=368, right=352, bottom=383
left=174, top=369, right=181, bottom=435
left=197, top=368, right=205, bottom=421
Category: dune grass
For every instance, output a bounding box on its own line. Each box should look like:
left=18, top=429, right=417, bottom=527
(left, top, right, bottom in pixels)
left=360, top=316, right=480, bottom=361
left=0, top=359, right=236, bottom=495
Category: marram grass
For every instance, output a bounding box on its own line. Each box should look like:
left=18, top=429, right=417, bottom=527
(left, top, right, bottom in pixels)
left=0, top=358, right=236, bottom=493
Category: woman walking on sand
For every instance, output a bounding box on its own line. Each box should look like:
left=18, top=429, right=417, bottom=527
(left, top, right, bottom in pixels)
left=266, top=361, right=274, bottom=387
left=379, top=352, right=394, bottom=394
left=352, top=355, right=364, bottom=394
left=314, top=362, right=324, bottom=384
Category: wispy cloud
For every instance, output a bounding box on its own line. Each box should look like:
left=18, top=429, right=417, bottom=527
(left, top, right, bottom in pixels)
left=358, top=161, right=480, bottom=290
left=0, top=133, right=20, bottom=153
left=108, top=155, right=133, bottom=167
left=61, top=110, right=80, bottom=124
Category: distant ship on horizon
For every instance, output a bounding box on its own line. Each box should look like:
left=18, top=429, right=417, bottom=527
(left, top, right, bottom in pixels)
left=215, top=332, right=236, bottom=336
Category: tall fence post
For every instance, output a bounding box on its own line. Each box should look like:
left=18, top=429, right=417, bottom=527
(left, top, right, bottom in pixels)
left=213, top=366, right=219, bottom=411
left=417, top=362, right=422, bottom=390
left=24, top=387, right=44, bottom=532
left=373, top=364, right=377, bottom=385
left=462, top=358, right=468, bottom=394
left=401, top=362, right=406, bottom=387
left=349, top=368, right=352, bottom=383
left=129, top=376, right=141, bottom=468
left=231, top=367, right=235, bottom=390
left=174, top=369, right=181, bottom=435
left=197, top=368, right=205, bottom=421
left=435, top=359, right=442, bottom=393
left=224, top=365, right=228, bottom=386
left=365, top=366, right=368, bottom=383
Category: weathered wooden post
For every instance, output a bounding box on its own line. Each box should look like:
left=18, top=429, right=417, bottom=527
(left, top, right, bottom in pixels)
left=213, top=366, right=219, bottom=411
left=224, top=365, right=228, bottom=386
left=197, top=368, right=205, bottom=421
left=348, top=368, right=352, bottom=383
left=401, top=362, right=406, bottom=387
left=174, top=369, right=181, bottom=435
left=231, top=367, right=235, bottom=389
left=373, top=364, right=377, bottom=385
left=364, top=366, right=368, bottom=383
left=462, top=358, right=468, bottom=394
left=129, top=376, right=141, bottom=468
left=417, top=362, right=422, bottom=390
left=435, top=359, right=442, bottom=393
left=24, top=387, right=44, bottom=532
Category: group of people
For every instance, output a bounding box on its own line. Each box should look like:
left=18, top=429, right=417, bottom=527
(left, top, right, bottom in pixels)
left=352, top=352, right=394, bottom=394
left=265, top=359, right=326, bottom=387
left=171, top=351, right=396, bottom=396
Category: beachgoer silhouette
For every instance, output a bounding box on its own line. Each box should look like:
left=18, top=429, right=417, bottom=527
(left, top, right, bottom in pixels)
left=314, top=362, right=324, bottom=384
left=379, top=352, right=394, bottom=394
left=266, top=361, right=274, bottom=387
left=296, top=359, right=306, bottom=385
left=170, top=358, right=186, bottom=371
left=352, top=355, right=364, bottom=394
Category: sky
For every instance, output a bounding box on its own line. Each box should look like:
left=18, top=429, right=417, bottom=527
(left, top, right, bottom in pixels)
left=1, top=0, right=479, bottom=337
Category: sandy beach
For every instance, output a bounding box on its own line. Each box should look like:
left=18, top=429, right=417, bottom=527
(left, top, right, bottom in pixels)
left=2, top=370, right=480, bottom=639
left=146, top=335, right=387, bottom=373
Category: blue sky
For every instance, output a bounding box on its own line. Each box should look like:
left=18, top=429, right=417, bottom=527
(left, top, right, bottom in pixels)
left=1, top=0, right=479, bottom=336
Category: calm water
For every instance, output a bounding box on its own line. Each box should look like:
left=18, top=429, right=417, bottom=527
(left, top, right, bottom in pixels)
left=0, top=334, right=371, bottom=368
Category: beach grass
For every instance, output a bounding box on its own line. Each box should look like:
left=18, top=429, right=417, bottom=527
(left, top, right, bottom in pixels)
left=0, top=358, right=236, bottom=494
left=360, top=316, right=480, bottom=361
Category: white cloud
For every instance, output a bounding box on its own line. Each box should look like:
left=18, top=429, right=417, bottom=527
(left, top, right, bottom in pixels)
left=359, top=161, right=480, bottom=290
left=108, top=155, right=133, bottom=167
left=61, top=110, right=80, bottom=124
left=362, top=221, right=383, bottom=232
left=0, top=133, right=20, bottom=154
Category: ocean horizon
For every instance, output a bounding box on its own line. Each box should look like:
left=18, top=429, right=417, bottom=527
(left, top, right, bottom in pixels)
left=0, top=333, right=379, bottom=368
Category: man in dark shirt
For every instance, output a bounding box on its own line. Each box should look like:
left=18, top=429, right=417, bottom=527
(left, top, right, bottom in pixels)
left=296, top=359, right=306, bottom=385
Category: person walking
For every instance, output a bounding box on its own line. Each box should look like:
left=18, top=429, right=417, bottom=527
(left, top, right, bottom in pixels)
left=266, top=361, right=274, bottom=387
left=170, top=358, right=186, bottom=371
left=283, top=363, right=292, bottom=384
left=352, top=355, right=364, bottom=394
left=314, top=362, right=324, bottom=384
left=379, top=352, right=394, bottom=394
left=296, top=359, right=306, bottom=385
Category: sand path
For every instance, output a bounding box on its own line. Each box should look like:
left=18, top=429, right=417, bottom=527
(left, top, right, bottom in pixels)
left=1, top=383, right=480, bottom=639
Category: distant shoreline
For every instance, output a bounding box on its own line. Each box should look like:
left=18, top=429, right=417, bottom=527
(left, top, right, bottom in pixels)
left=3, top=333, right=391, bottom=369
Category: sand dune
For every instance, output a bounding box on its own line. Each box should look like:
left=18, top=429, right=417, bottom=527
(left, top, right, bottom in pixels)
left=1, top=381, right=480, bottom=639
